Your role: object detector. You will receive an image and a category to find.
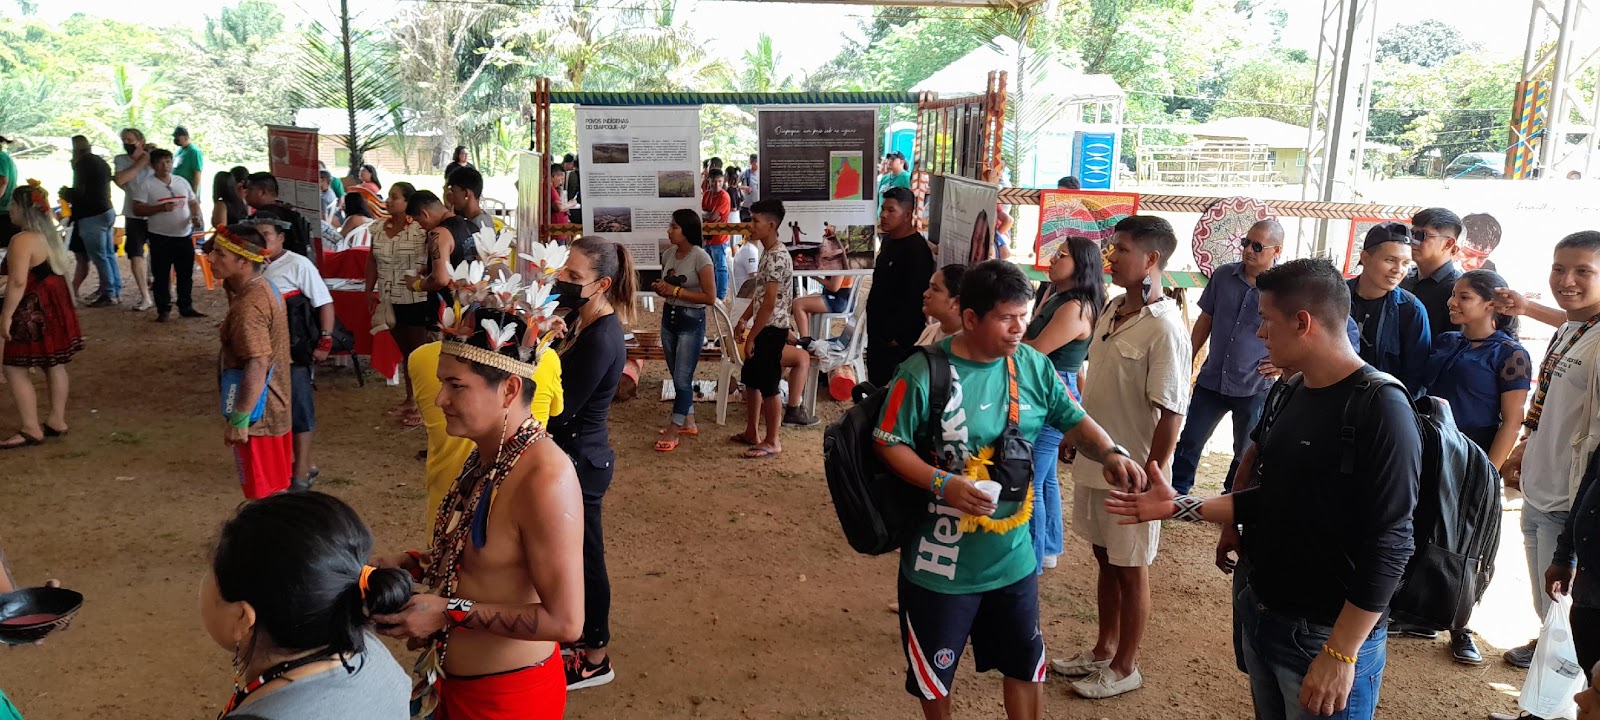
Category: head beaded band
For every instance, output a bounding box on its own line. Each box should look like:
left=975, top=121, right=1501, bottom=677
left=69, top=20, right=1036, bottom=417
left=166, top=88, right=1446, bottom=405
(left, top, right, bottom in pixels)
left=215, top=227, right=266, bottom=263
left=440, top=340, right=540, bottom=379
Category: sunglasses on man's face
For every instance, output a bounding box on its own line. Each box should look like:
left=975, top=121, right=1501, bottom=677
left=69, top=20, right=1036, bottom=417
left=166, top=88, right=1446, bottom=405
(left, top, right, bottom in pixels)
left=1240, top=238, right=1277, bottom=253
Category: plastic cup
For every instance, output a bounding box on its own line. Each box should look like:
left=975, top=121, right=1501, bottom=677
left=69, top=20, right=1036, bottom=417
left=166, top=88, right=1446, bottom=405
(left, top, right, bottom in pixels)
left=973, top=480, right=1001, bottom=503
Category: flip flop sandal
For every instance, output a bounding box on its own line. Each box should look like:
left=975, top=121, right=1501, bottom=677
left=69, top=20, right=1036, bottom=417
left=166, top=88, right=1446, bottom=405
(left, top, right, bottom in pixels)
left=42, top=424, right=69, bottom=438
left=400, top=414, right=425, bottom=429
left=742, top=447, right=781, bottom=459
left=654, top=439, right=679, bottom=452
left=0, top=432, right=45, bottom=450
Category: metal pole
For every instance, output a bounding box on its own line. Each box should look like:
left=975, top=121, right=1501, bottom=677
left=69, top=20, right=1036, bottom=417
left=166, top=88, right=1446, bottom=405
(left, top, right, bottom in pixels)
left=1542, top=0, right=1580, bottom=172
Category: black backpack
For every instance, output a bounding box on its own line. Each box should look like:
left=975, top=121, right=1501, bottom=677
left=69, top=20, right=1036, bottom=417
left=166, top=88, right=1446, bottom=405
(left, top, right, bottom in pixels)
left=283, top=293, right=354, bottom=367
left=1259, top=369, right=1502, bottom=630
left=822, top=346, right=952, bottom=555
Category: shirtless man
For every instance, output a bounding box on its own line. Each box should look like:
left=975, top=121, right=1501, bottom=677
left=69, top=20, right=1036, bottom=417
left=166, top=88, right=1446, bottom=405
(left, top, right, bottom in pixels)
left=373, top=313, right=584, bottom=720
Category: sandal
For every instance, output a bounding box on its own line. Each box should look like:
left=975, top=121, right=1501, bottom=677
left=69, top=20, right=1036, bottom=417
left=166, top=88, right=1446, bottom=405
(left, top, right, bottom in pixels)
left=42, top=424, right=69, bottom=438
left=729, top=432, right=759, bottom=446
left=0, top=432, right=45, bottom=450
left=654, top=439, right=679, bottom=452
left=658, top=426, right=700, bottom=437
left=742, top=446, right=781, bottom=459
left=400, top=413, right=424, bottom=429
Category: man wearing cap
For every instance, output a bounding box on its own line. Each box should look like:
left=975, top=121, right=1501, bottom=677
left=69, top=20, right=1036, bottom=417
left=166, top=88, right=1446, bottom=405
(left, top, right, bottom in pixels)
left=877, top=151, right=911, bottom=201
left=173, top=126, right=203, bottom=191
left=1349, top=221, right=1431, bottom=394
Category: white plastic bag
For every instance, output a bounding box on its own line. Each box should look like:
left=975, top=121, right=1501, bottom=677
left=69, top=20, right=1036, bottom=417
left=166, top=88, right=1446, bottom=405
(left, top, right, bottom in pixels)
left=1520, top=593, right=1586, bottom=719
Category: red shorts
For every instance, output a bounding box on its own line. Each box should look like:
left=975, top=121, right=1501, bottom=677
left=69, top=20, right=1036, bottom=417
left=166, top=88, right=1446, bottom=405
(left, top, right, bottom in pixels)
left=436, top=651, right=565, bottom=720
left=233, top=433, right=292, bottom=499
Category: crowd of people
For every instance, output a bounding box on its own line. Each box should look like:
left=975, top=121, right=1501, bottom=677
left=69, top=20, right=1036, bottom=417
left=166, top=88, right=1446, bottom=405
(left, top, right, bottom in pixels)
left=7, top=123, right=1600, bottom=720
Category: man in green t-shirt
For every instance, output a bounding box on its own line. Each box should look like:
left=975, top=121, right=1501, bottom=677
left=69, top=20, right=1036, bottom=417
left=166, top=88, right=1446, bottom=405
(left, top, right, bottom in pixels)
left=877, top=151, right=911, bottom=202
left=172, top=126, right=202, bottom=190
left=873, top=260, right=1145, bottom=720
left=0, top=135, right=18, bottom=225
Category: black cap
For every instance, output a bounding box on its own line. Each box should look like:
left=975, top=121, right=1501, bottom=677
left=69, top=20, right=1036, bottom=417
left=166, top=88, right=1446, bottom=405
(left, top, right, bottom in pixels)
left=173, top=126, right=189, bottom=138
left=1362, top=221, right=1411, bottom=251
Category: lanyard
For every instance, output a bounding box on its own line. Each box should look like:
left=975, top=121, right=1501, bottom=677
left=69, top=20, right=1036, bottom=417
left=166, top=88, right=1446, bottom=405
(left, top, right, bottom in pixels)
left=1525, top=314, right=1600, bottom=431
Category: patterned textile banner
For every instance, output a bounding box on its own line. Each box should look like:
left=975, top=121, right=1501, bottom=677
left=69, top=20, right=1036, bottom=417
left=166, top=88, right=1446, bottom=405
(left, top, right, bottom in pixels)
left=1033, top=189, right=1140, bottom=270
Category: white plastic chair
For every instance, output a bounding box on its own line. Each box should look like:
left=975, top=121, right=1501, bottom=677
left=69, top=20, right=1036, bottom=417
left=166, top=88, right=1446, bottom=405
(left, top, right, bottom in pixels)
left=709, top=301, right=745, bottom=425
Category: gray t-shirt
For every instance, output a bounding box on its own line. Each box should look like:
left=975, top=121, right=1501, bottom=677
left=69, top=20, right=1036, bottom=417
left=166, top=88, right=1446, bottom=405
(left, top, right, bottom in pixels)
left=660, top=245, right=713, bottom=308
left=472, top=211, right=495, bottom=231
left=113, top=154, right=154, bottom=217
left=226, top=642, right=410, bottom=720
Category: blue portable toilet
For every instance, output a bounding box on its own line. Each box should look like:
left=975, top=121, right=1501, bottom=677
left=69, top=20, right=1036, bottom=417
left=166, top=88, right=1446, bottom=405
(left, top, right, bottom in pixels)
left=1072, top=131, right=1118, bottom=190
left=885, top=122, right=916, bottom=164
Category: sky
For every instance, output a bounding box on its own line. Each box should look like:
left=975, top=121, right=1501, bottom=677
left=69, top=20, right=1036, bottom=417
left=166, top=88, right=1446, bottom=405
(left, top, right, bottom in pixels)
left=22, top=0, right=1537, bottom=80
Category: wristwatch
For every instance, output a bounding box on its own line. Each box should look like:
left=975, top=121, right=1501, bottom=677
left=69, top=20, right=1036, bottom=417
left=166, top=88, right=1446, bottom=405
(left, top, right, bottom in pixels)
left=1106, top=444, right=1132, bottom=460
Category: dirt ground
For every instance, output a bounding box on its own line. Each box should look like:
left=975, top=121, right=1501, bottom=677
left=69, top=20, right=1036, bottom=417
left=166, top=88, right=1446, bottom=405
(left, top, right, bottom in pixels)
left=0, top=277, right=1540, bottom=719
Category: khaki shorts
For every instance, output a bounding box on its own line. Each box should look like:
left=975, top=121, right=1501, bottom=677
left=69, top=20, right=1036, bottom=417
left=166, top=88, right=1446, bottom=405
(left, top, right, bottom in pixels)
left=1072, top=484, right=1161, bottom=567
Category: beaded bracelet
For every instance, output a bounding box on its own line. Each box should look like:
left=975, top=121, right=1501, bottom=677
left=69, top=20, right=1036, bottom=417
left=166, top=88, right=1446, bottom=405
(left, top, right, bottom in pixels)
left=1172, top=494, right=1205, bottom=522
left=931, top=469, right=952, bottom=500
left=1322, top=643, right=1357, bottom=664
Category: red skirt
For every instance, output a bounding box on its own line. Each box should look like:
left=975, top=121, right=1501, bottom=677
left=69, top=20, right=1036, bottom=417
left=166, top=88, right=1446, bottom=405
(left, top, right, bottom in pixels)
left=4, top=271, right=84, bottom=368
left=436, top=652, right=566, bottom=720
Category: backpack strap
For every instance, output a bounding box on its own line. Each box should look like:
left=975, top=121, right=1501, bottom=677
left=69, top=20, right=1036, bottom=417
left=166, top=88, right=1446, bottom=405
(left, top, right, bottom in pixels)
left=1255, top=373, right=1304, bottom=449
left=916, top=345, right=953, bottom=468
left=1338, top=369, right=1407, bottom=475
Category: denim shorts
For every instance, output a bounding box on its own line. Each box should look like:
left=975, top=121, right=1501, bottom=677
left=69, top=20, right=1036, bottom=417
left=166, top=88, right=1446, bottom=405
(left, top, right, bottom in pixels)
left=290, top=364, right=316, bottom=433
left=822, top=286, right=854, bottom=314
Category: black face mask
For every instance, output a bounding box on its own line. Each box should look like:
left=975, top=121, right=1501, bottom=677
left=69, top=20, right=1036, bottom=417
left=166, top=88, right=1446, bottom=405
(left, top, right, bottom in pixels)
left=553, top=279, right=592, bottom=311
left=122, top=143, right=137, bottom=155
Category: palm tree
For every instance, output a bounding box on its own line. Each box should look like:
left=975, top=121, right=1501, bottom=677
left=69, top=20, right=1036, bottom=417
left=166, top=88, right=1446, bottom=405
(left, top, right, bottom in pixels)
left=290, top=0, right=401, bottom=178
left=740, top=34, right=793, bottom=93
left=92, top=64, right=191, bottom=146
left=500, top=0, right=713, bottom=92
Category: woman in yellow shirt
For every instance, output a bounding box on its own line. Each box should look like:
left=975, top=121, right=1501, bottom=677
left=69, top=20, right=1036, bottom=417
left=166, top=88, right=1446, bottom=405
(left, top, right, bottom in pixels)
left=410, top=340, right=564, bottom=521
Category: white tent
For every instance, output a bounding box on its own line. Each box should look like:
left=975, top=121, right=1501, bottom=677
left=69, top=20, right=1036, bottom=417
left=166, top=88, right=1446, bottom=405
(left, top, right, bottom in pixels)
left=912, top=36, right=1124, bottom=109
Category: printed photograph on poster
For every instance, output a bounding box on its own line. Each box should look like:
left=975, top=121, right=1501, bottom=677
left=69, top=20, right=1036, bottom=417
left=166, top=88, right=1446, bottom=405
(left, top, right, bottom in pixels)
left=777, top=203, right=878, bottom=270
left=1034, top=189, right=1140, bottom=271
left=926, top=174, right=999, bottom=269
left=576, top=106, right=701, bottom=270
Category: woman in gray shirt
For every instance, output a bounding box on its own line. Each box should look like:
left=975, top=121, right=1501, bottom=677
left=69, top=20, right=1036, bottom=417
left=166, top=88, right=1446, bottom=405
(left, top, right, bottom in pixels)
left=202, top=492, right=412, bottom=719
left=651, top=209, right=717, bottom=452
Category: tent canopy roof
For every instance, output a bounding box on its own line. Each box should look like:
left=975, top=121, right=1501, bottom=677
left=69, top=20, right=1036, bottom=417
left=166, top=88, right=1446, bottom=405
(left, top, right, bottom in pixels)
left=912, top=36, right=1124, bottom=104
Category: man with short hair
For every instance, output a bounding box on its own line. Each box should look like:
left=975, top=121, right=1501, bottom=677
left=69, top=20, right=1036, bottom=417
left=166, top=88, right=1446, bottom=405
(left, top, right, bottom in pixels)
left=739, top=154, right=759, bottom=222
left=1052, top=215, right=1190, bottom=699
left=130, top=148, right=205, bottom=322
left=866, top=186, right=936, bottom=387
left=1170, top=219, right=1283, bottom=496
left=252, top=206, right=336, bottom=492
left=406, top=190, right=467, bottom=275
left=1400, top=207, right=1464, bottom=339
left=878, top=151, right=911, bottom=200
left=172, top=126, right=202, bottom=190
left=373, top=319, right=585, bottom=719
left=562, top=154, right=582, bottom=225
left=1349, top=222, right=1431, bottom=393
left=732, top=199, right=793, bottom=459
left=242, top=172, right=314, bottom=258
left=318, top=170, right=340, bottom=224
left=875, top=259, right=1146, bottom=720
left=702, top=167, right=734, bottom=300
left=1104, top=257, right=1421, bottom=720
left=113, top=128, right=156, bottom=311
left=446, top=166, right=495, bottom=231
left=1057, top=176, right=1081, bottom=190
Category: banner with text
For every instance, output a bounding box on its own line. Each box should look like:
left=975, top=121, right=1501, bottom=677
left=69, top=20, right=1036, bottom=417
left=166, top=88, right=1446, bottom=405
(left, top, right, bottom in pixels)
left=266, top=125, right=321, bottom=227
left=576, top=106, right=702, bottom=271
left=757, top=106, right=879, bottom=271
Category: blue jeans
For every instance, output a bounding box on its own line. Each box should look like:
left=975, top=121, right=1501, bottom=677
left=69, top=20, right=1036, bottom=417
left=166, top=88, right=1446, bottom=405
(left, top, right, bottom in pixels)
left=706, top=242, right=729, bottom=300
left=1523, top=504, right=1570, bottom=621
left=660, top=304, right=707, bottom=425
left=1030, top=370, right=1076, bottom=571
left=1239, top=584, right=1387, bottom=720
left=1171, top=384, right=1268, bottom=495
left=77, top=209, right=121, bottom=299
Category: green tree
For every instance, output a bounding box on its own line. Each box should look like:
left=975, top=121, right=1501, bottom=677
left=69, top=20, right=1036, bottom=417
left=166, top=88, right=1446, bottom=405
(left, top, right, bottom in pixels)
left=291, top=0, right=402, bottom=177
left=1209, top=53, right=1314, bottom=125
left=204, top=0, right=283, bottom=52
left=1376, top=20, right=1478, bottom=69
left=0, top=70, right=62, bottom=137
left=739, top=34, right=793, bottom=93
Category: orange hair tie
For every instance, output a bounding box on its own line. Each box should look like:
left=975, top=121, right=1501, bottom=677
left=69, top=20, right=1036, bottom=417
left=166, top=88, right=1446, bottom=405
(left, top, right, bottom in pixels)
left=358, top=565, right=376, bottom=600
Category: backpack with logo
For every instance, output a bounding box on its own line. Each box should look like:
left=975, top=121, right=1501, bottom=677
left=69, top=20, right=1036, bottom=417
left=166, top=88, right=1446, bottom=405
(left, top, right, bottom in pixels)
left=822, top=345, right=952, bottom=555
left=1258, top=368, right=1502, bottom=630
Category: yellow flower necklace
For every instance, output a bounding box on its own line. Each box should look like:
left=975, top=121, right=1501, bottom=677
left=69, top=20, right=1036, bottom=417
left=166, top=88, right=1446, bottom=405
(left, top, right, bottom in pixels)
left=956, top=447, right=1035, bottom=534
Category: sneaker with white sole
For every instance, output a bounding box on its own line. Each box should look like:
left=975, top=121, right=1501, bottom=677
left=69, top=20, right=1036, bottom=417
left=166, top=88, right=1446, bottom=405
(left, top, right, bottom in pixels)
left=1041, top=554, right=1058, bottom=570
left=1071, top=667, right=1142, bottom=699
left=1049, top=650, right=1110, bottom=677
left=566, top=651, right=615, bottom=690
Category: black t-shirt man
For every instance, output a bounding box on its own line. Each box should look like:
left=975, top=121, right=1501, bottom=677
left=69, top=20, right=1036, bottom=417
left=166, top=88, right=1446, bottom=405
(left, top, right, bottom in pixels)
left=866, top=231, right=935, bottom=386
left=1350, top=294, right=1386, bottom=361
left=1401, top=262, right=1461, bottom=340
left=442, top=214, right=479, bottom=266
left=1234, top=367, right=1421, bottom=626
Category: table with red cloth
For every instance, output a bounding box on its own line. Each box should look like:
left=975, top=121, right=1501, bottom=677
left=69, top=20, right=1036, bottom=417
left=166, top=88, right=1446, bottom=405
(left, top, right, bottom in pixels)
left=320, top=248, right=403, bottom=380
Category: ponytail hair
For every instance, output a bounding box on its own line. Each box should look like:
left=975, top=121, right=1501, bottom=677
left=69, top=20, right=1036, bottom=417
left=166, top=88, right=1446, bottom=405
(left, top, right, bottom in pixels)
left=571, top=235, right=637, bottom=323
left=211, top=492, right=412, bottom=666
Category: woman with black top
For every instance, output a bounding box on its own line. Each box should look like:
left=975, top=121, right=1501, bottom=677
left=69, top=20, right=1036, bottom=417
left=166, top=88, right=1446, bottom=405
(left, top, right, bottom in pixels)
left=444, top=145, right=472, bottom=183
left=548, top=235, right=635, bottom=690
left=212, top=170, right=249, bottom=228
left=202, top=492, right=411, bottom=719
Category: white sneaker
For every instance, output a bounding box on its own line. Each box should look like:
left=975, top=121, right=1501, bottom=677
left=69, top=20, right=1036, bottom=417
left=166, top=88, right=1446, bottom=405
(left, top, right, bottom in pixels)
left=1041, top=554, right=1058, bottom=569
left=1071, top=667, right=1143, bottom=699
left=1049, top=650, right=1110, bottom=677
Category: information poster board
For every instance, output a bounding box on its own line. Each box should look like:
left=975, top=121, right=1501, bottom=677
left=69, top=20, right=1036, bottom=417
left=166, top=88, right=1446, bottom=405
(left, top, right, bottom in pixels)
left=927, top=174, right=1000, bottom=267
left=266, top=125, right=321, bottom=227
left=576, top=107, right=701, bottom=271
left=757, top=106, right=879, bottom=271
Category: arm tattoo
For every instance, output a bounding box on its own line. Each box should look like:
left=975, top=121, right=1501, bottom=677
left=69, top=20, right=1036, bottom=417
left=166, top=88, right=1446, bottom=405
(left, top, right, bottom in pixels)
left=460, top=608, right=542, bottom=639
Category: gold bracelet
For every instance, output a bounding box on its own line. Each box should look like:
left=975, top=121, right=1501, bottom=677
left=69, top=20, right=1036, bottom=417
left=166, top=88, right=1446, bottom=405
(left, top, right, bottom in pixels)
left=1322, top=643, right=1357, bottom=664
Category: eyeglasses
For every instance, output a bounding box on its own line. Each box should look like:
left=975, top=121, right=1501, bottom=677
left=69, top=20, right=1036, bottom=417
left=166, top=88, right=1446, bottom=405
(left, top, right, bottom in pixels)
left=1411, top=229, right=1453, bottom=243
left=1239, top=238, right=1279, bottom=253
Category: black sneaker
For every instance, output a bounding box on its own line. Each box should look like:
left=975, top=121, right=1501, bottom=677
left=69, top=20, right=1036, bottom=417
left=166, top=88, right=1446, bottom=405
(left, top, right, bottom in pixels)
left=88, top=294, right=118, bottom=307
left=179, top=308, right=207, bottom=318
left=1451, top=629, right=1484, bottom=665
left=155, top=311, right=170, bottom=323
left=1504, top=639, right=1537, bottom=669
left=1389, top=621, right=1438, bottom=639
left=782, top=406, right=820, bottom=427
left=566, top=651, right=614, bottom=690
